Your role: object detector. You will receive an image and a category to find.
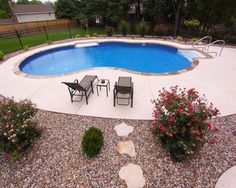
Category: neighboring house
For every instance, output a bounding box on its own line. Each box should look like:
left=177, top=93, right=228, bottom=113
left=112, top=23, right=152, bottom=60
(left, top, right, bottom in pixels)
left=8, top=1, right=55, bottom=23
left=128, top=3, right=144, bottom=21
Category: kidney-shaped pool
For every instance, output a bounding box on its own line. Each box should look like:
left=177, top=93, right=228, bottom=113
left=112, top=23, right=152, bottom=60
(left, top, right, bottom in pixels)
left=19, top=42, right=199, bottom=76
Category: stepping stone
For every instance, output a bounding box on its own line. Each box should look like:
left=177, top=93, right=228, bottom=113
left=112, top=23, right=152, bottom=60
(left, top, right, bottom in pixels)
left=119, top=163, right=145, bottom=188
left=117, top=141, right=136, bottom=157
left=215, top=166, right=236, bottom=188
left=114, top=122, right=133, bottom=137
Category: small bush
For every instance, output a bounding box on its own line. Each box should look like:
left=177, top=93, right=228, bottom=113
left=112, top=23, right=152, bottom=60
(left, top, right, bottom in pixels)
left=23, top=45, right=28, bottom=51
left=0, top=51, right=4, bottom=61
left=176, top=36, right=183, bottom=41
left=118, top=20, right=130, bottom=36
left=47, top=40, right=52, bottom=45
left=136, top=21, right=149, bottom=37
left=184, top=19, right=200, bottom=28
left=105, top=26, right=114, bottom=36
left=151, top=86, right=220, bottom=162
left=82, top=127, right=104, bottom=158
left=0, top=98, right=40, bottom=161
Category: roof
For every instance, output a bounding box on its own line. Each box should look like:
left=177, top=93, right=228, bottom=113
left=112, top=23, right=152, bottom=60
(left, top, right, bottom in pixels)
left=12, top=4, right=54, bottom=14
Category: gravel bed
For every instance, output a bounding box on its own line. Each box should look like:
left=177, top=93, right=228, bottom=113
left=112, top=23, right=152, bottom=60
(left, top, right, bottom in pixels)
left=0, top=110, right=236, bottom=188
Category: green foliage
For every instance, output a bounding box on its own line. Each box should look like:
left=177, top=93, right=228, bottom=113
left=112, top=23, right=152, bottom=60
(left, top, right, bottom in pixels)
left=0, top=0, right=12, bottom=19
left=16, top=0, right=42, bottom=4
left=136, top=21, right=149, bottom=37
left=82, top=127, right=104, bottom=158
left=105, top=26, right=114, bottom=36
left=0, top=51, right=4, bottom=61
left=23, top=45, right=29, bottom=51
left=55, top=0, right=77, bottom=19
left=184, top=19, right=200, bottom=28
left=47, top=40, right=52, bottom=45
left=176, top=36, right=183, bottom=41
left=152, top=86, right=220, bottom=162
left=118, top=20, right=130, bottom=36
left=0, top=98, right=41, bottom=161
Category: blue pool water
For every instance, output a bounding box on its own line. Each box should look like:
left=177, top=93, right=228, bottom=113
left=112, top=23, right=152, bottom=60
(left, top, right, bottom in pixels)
left=19, top=42, right=195, bottom=76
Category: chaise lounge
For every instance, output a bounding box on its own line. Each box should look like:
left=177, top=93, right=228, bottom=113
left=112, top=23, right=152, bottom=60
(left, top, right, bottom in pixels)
left=62, top=75, right=98, bottom=105
left=113, top=76, right=134, bottom=107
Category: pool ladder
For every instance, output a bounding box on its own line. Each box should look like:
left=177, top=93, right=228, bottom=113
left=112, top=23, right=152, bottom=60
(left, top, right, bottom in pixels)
left=192, top=36, right=225, bottom=56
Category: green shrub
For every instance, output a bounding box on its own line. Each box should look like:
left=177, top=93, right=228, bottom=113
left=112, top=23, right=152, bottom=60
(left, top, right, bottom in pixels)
left=118, top=20, right=130, bottom=36
left=105, top=26, right=114, bottom=36
left=0, top=98, right=41, bottom=161
left=47, top=40, right=52, bottom=45
left=0, top=51, right=4, bottom=61
left=184, top=19, right=200, bottom=28
left=23, top=45, right=29, bottom=51
left=82, top=127, right=104, bottom=158
left=136, top=21, right=149, bottom=37
left=152, top=86, right=219, bottom=162
left=176, top=36, right=183, bottom=41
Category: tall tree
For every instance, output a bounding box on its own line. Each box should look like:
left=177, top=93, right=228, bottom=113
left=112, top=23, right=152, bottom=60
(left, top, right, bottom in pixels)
left=55, top=0, right=77, bottom=19
left=173, top=0, right=185, bottom=36
left=0, top=0, right=12, bottom=19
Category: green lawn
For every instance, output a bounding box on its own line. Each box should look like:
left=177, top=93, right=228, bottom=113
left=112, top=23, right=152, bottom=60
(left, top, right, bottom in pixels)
left=0, top=27, right=104, bottom=54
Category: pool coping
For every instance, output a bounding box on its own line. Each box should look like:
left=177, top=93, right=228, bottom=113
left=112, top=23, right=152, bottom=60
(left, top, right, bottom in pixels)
left=13, top=38, right=212, bottom=79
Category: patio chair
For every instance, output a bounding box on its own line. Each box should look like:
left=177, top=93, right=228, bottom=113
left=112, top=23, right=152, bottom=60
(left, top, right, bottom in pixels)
left=62, top=75, right=98, bottom=105
left=113, top=77, right=134, bottom=107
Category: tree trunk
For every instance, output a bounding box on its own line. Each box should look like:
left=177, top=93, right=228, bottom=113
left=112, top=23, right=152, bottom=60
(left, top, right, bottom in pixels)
left=136, top=0, right=141, bottom=21
left=174, top=0, right=183, bottom=36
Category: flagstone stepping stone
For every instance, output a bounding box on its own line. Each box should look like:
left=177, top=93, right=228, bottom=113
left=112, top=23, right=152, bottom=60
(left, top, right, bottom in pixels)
left=119, top=163, right=145, bottom=188
left=114, top=122, right=134, bottom=137
left=215, top=166, right=236, bottom=188
left=117, top=141, right=136, bottom=157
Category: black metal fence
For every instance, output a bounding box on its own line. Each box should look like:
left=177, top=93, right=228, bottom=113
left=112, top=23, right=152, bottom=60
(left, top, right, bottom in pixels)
left=0, top=23, right=72, bottom=54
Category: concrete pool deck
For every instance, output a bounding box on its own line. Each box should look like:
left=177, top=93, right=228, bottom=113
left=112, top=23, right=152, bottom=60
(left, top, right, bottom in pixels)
left=0, top=38, right=236, bottom=120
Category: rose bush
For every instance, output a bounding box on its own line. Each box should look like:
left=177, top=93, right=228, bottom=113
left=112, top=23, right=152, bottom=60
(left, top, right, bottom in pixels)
left=152, top=86, right=219, bottom=162
left=0, top=98, right=41, bottom=161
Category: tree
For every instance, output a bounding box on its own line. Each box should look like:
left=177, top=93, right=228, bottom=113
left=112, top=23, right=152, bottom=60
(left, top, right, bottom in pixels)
left=0, top=0, right=12, bottom=19
left=16, top=0, right=42, bottom=4
left=55, top=0, right=77, bottom=19
left=173, top=0, right=185, bottom=36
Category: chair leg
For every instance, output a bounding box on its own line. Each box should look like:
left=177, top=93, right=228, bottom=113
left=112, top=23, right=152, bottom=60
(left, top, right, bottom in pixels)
left=113, top=90, right=116, bottom=107
left=85, top=94, right=88, bottom=105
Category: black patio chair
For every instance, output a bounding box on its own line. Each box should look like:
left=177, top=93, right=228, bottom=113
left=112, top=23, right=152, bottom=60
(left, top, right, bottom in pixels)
left=113, top=77, right=134, bottom=107
left=62, top=75, right=98, bottom=105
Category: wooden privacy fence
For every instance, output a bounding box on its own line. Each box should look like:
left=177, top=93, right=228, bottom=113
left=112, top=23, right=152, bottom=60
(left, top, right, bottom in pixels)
left=0, top=19, right=71, bottom=32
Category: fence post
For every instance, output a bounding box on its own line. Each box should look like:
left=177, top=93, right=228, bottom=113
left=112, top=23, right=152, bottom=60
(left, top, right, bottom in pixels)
left=15, top=29, right=23, bottom=49
left=68, top=23, right=72, bottom=38
left=44, top=25, right=49, bottom=41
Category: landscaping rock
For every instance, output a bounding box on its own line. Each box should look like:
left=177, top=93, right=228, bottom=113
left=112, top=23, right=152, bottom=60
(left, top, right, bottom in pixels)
left=117, top=141, right=136, bottom=157
left=114, top=122, right=133, bottom=137
left=119, top=163, right=145, bottom=188
left=215, top=166, right=236, bottom=188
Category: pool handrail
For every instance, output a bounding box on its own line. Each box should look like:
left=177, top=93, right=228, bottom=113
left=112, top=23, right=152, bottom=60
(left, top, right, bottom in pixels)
left=203, top=40, right=225, bottom=56
left=192, top=36, right=212, bottom=50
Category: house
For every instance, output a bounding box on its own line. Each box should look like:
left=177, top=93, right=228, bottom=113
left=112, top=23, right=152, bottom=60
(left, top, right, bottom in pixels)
left=128, top=3, right=144, bottom=21
left=8, top=1, right=55, bottom=23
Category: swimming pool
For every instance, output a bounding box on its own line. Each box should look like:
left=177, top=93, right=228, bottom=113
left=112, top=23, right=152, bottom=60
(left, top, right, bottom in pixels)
left=19, top=42, right=199, bottom=76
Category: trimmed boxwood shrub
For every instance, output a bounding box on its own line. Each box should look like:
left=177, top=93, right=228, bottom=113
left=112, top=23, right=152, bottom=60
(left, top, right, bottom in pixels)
left=82, top=127, right=104, bottom=158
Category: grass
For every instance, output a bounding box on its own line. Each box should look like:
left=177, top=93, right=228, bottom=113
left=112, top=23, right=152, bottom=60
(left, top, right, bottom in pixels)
left=0, top=27, right=105, bottom=54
